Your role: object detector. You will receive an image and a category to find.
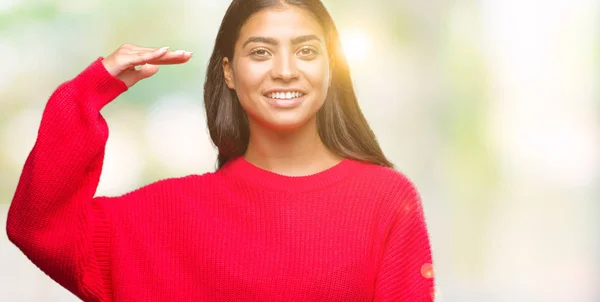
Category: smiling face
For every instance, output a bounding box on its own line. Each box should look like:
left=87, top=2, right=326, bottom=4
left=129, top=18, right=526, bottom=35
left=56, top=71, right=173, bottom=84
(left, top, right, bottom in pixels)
left=222, top=5, right=331, bottom=131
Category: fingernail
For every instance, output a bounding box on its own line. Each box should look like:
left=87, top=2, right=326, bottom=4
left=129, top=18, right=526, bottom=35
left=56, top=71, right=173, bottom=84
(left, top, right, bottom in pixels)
left=174, top=50, right=186, bottom=54
left=159, top=46, right=170, bottom=51
left=185, top=51, right=194, bottom=56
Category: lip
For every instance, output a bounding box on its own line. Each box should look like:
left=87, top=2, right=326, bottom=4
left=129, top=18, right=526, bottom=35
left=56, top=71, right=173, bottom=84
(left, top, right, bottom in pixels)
left=263, top=88, right=307, bottom=95
left=262, top=93, right=307, bottom=109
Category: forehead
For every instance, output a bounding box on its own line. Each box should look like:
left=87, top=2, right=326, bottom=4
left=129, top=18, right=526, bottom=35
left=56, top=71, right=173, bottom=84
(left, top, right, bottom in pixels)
left=238, top=6, right=325, bottom=43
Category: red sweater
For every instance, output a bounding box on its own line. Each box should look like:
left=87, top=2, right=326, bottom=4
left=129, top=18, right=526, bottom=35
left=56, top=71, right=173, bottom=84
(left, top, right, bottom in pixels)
left=6, top=57, right=435, bottom=302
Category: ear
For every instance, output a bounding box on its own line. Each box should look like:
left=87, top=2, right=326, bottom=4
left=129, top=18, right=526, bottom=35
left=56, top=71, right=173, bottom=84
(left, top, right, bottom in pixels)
left=328, top=57, right=335, bottom=88
left=222, top=57, right=235, bottom=90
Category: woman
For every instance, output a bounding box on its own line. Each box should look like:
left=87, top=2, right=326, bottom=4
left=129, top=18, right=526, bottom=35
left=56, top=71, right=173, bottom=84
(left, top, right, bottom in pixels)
left=6, top=0, right=435, bottom=301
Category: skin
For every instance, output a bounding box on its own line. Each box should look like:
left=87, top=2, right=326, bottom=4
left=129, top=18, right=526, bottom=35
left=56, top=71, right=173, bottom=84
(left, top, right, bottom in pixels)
left=222, top=5, right=342, bottom=176
left=102, top=44, right=192, bottom=88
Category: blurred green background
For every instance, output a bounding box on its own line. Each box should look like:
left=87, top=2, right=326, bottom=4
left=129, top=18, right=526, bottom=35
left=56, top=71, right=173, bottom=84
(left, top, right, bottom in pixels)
left=1, top=0, right=598, bottom=301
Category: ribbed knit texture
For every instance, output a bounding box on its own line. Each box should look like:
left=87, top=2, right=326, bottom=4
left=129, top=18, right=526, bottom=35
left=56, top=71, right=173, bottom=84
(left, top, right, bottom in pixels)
left=6, top=57, right=435, bottom=302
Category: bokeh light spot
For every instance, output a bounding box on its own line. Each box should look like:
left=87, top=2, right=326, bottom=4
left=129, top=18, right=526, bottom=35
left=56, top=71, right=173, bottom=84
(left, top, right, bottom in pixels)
left=421, top=262, right=434, bottom=279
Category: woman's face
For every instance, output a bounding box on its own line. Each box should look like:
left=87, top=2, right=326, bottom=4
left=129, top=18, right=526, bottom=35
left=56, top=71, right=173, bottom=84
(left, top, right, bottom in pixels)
left=223, top=5, right=330, bottom=131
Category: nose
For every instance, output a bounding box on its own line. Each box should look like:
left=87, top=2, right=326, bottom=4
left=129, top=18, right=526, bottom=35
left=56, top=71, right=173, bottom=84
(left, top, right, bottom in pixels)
left=270, top=52, right=299, bottom=82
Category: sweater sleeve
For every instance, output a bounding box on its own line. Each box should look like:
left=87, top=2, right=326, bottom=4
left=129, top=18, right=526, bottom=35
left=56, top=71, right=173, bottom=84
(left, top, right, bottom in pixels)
left=5, top=57, right=128, bottom=302
left=373, top=181, right=435, bottom=302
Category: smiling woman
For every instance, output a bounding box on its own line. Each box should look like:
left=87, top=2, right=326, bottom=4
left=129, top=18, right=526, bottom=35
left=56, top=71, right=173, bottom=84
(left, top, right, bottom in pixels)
left=6, top=0, right=435, bottom=301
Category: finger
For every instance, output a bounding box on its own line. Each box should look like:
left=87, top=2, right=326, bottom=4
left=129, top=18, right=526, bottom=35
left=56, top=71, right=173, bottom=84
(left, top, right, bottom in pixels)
left=129, top=45, right=161, bottom=52
left=137, top=63, right=160, bottom=79
left=121, top=48, right=155, bottom=55
left=120, top=43, right=162, bottom=52
left=124, top=47, right=170, bottom=67
left=119, top=64, right=160, bottom=87
left=127, top=47, right=192, bottom=58
left=124, top=49, right=192, bottom=65
left=145, top=50, right=193, bottom=65
left=129, top=49, right=189, bottom=57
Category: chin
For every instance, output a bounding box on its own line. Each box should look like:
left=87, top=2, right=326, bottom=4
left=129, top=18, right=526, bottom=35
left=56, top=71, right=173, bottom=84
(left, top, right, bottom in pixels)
left=265, top=118, right=312, bottom=132
left=244, top=95, right=323, bottom=132
left=258, top=112, right=317, bottom=132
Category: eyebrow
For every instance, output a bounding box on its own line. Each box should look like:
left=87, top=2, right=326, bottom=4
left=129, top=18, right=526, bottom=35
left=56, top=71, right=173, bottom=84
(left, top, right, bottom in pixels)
left=242, top=34, right=322, bottom=48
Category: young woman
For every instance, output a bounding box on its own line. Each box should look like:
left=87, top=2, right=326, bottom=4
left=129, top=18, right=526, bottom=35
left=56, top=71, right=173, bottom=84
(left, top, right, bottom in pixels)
left=6, top=0, right=435, bottom=301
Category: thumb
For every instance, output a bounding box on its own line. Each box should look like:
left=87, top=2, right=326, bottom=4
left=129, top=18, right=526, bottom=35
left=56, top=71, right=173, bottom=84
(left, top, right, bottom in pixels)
left=119, top=64, right=160, bottom=88
left=137, top=63, right=160, bottom=80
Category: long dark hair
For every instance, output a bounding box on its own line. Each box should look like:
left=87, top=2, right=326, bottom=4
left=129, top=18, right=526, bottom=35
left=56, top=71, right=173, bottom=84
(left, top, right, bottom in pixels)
left=204, top=0, right=393, bottom=169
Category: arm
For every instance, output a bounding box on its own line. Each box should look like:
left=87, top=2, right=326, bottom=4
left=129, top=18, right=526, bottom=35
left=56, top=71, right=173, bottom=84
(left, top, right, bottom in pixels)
left=373, top=182, right=435, bottom=301
left=6, top=58, right=128, bottom=301
left=6, top=45, right=191, bottom=301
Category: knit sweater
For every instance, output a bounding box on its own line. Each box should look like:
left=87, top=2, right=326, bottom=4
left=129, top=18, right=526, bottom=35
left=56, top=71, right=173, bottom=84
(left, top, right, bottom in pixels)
left=6, top=57, right=435, bottom=302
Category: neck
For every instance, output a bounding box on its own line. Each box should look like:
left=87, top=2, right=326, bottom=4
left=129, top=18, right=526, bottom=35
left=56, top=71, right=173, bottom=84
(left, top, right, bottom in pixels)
left=244, top=117, right=343, bottom=176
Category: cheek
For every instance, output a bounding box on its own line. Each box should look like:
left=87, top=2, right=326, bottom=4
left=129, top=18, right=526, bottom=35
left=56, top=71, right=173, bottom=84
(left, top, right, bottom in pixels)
left=234, top=60, right=269, bottom=93
left=300, top=61, right=330, bottom=98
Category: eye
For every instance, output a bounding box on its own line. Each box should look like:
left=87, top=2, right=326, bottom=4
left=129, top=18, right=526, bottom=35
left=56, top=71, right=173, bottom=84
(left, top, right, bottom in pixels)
left=297, top=46, right=318, bottom=58
left=249, top=48, right=271, bottom=58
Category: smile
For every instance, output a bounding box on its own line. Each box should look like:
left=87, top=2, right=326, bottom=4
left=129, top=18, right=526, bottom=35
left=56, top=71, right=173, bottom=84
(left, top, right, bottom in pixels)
left=262, top=91, right=307, bottom=109
left=265, top=91, right=305, bottom=99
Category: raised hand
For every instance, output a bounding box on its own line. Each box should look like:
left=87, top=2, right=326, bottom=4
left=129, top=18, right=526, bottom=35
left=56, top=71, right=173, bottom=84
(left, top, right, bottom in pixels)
left=101, top=43, right=193, bottom=88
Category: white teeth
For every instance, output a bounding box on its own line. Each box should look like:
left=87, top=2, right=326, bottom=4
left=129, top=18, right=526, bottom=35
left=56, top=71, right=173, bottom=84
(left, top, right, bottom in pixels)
left=268, top=91, right=304, bottom=99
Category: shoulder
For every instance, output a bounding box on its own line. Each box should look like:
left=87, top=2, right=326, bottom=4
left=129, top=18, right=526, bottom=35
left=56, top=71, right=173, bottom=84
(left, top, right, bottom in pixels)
left=346, top=159, right=424, bottom=215
left=100, top=171, right=221, bottom=201
left=349, top=159, right=420, bottom=197
left=347, top=160, right=429, bottom=230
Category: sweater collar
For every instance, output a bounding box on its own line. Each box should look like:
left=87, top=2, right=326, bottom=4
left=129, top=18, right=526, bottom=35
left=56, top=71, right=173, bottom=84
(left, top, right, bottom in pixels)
left=219, top=156, right=357, bottom=192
